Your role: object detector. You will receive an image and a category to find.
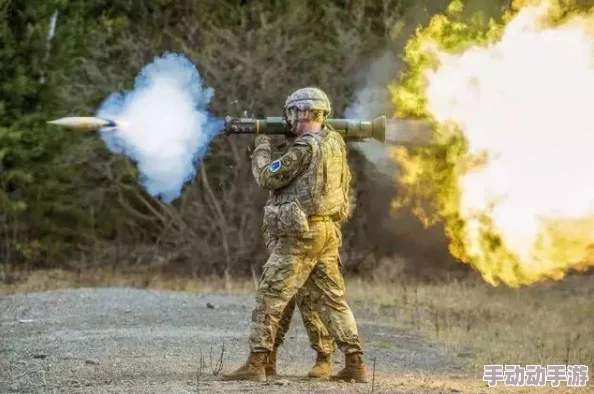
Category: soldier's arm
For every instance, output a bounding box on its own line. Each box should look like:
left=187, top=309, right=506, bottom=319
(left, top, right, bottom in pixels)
left=251, top=136, right=312, bottom=190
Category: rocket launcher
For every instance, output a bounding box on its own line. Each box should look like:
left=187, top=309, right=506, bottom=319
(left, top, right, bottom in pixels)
left=223, top=115, right=387, bottom=143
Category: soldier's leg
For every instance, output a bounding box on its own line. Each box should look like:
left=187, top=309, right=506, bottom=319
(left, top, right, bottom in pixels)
left=264, top=228, right=297, bottom=350
left=295, top=287, right=334, bottom=354
left=295, top=286, right=335, bottom=378
left=264, top=229, right=333, bottom=358
left=274, top=295, right=297, bottom=348
left=266, top=295, right=296, bottom=378
left=306, top=221, right=367, bottom=382
left=263, top=229, right=312, bottom=379
left=223, top=235, right=319, bottom=381
left=248, top=239, right=316, bottom=352
left=266, top=224, right=333, bottom=357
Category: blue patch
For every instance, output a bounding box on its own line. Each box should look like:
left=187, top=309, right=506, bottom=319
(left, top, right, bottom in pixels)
left=269, top=159, right=282, bottom=173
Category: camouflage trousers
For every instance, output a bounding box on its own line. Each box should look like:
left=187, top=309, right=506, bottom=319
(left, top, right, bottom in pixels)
left=264, top=227, right=334, bottom=355
left=274, top=271, right=335, bottom=355
left=250, top=219, right=362, bottom=354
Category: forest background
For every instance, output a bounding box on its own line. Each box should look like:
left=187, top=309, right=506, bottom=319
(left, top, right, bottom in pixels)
left=1, top=0, right=517, bottom=283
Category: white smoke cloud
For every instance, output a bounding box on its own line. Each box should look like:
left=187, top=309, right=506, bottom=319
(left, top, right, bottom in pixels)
left=424, top=1, right=594, bottom=273
left=344, top=51, right=402, bottom=176
left=96, top=53, right=223, bottom=203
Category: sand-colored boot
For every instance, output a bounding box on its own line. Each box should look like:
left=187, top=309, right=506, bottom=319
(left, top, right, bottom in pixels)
left=265, top=346, right=278, bottom=379
left=221, top=351, right=268, bottom=382
left=307, top=352, right=332, bottom=378
left=331, top=352, right=368, bottom=383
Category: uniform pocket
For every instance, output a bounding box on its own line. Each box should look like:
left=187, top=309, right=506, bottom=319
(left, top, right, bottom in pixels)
left=264, top=201, right=310, bottom=236
left=262, top=225, right=278, bottom=252
left=263, top=205, right=281, bottom=234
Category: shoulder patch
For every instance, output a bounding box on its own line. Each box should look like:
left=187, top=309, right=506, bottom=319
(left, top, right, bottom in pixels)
left=269, top=159, right=282, bottom=173
left=281, top=156, right=293, bottom=166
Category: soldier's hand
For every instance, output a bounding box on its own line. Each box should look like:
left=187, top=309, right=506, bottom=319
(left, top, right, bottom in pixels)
left=248, top=134, right=272, bottom=161
left=254, top=134, right=271, bottom=147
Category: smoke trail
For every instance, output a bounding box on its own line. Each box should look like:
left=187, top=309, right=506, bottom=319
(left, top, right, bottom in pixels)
left=96, top=53, right=223, bottom=203
left=344, top=52, right=400, bottom=176
left=344, top=53, right=396, bottom=120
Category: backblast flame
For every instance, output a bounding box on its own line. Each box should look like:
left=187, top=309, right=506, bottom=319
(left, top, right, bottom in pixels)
left=390, top=0, right=594, bottom=286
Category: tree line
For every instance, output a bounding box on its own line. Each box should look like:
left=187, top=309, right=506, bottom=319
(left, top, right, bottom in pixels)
left=1, top=0, right=513, bottom=281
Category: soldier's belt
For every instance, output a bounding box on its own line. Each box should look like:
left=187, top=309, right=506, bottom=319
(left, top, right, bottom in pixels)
left=308, top=215, right=333, bottom=222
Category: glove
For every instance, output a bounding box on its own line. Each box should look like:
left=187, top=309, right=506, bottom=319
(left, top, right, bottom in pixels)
left=246, top=134, right=272, bottom=161
left=254, top=134, right=271, bottom=147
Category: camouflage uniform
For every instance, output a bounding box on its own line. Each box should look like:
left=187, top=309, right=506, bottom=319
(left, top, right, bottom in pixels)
left=222, top=87, right=367, bottom=383
left=249, top=127, right=362, bottom=355
left=264, top=229, right=335, bottom=356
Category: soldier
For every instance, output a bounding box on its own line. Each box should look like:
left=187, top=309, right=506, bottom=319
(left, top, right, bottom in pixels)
left=222, top=87, right=368, bottom=383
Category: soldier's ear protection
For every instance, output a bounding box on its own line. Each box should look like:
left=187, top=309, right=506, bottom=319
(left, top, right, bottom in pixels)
left=283, top=106, right=298, bottom=134
left=284, top=107, right=325, bottom=125
left=284, top=106, right=299, bottom=126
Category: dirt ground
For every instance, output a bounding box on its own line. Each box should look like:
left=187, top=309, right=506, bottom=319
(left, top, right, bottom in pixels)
left=1, top=288, right=488, bottom=393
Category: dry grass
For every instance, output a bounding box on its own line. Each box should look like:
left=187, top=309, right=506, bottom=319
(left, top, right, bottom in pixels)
left=348, top=273, right=594, bottom=387
left=0, top=268, right=256, bottom=295
left=2, top=267, right=593, bottom=392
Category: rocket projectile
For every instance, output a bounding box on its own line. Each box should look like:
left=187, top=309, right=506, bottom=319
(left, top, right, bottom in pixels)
left=47, top=116, right=119, bottom=131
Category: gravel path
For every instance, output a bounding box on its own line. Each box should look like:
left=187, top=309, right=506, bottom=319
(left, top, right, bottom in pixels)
left=0, top=288, right=465, bottom=393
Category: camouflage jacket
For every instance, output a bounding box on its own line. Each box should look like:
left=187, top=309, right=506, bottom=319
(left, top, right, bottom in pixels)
left=251, top=126, right=354, bottom=235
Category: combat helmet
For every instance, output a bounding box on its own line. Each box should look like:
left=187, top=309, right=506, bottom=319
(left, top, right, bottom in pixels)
left=283, top=87, right=332, bottom=129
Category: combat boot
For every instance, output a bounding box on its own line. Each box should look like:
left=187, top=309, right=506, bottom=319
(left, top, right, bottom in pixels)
left=331, top=352, right=368, bottom=383
left=265, top=346, right=278, bottom=379
left=307, top=352, right=332, bottom=378
left=221, top=351, right=268, bottom=382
